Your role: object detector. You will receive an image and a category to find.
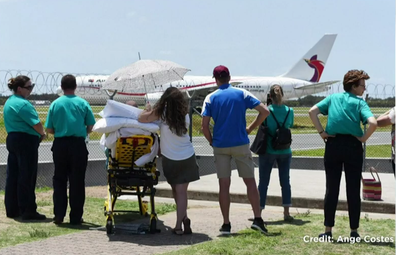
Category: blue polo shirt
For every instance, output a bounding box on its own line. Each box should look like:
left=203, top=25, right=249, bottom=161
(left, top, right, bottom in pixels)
left=3, top=94, right=41, bottom=137
left=202, top=84, right=261, bottom=148
left=316, top=92, right=373, bottom=137
left=45, top=95, right=96, bottom=138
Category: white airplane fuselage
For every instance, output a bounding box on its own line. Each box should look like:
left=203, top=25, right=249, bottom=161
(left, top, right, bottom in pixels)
left=59, top=34, right=338, bottom=105
left=67, top=75, right=331, bottom=105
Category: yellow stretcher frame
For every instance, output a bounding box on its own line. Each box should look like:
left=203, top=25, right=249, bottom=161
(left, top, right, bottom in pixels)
left=104, top=135, right=160, bottom=234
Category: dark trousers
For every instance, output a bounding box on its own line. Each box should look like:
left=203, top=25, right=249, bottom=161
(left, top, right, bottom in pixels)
left=52, top=137, right=88, bottom=221
left=324, top=135, right=363, bottom=230
left=5, top=132, right=39, bottom=216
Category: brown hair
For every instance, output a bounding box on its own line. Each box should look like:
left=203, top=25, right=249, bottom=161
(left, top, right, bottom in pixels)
left=216, top=76, right=230, bottom=85
left=61, top=74, right=77, bottom=90
left=269, top=84, right=284, bottom=105
left=153, top=87, right=188, bottom=136
left=343, top=70, right=370, bottom=92
left=7, top=75, right=31, bottom=93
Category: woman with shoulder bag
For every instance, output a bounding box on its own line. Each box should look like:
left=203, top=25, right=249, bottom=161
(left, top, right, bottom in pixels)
left=257, top=84, right=294, bottom=221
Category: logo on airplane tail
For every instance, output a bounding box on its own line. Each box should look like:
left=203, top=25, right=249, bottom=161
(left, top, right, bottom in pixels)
left=304, top=55, right=324, bottom=82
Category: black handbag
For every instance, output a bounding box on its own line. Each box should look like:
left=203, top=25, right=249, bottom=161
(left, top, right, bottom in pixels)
left=250, top=119, right=268, bottom=155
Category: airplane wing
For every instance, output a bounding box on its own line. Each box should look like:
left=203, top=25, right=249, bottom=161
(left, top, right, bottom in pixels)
left=294, top=80, right=339, bottom=90
left=182, top=81, right=243, bottom=98
left=230, top=82, right=243, bottom=87
left=182, top=86, right=216, bottom=102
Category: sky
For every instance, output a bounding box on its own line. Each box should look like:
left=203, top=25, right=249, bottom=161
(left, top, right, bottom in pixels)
left=0, top=0, right=395, bottom=97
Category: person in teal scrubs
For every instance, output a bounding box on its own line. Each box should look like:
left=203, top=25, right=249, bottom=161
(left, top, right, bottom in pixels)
left=258, top=85, right=294, bottom=222
left=309, top=70, right=377, bottom=239
left=4, top=75, right=46, bottom=220
left=45, top=74, right=95, bottom=225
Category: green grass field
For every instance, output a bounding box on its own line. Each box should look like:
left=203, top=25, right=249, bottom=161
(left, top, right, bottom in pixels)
left=293, top=145, right=392, bottom=158
left=164, top=213, right=395, bottom=255
left=0, top=106, right=392, bottom=158
left=0, top=187, right=176, bottom=249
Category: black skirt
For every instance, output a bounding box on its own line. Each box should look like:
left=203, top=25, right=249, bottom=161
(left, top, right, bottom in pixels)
left=161, top=154, right=200, bottom=185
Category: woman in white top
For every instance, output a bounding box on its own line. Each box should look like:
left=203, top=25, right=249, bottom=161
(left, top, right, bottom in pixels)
left=138, top=87, right=199, bottom=235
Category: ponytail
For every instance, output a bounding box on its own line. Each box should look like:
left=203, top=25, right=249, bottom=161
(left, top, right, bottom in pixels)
left=269, top=84, right=284, bottom=105
left=7, top=75, right=30, bottom=93
left=7, top=78, right=16, bottom=90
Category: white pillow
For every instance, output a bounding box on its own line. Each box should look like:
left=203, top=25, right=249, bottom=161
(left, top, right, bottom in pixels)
left=119, top=127, right=151, bottom=137
left=93, top=117, right=159, bottom=133
left=93, top=118, right=125, bottom=133
left=99, top=100, right=143, bottom=119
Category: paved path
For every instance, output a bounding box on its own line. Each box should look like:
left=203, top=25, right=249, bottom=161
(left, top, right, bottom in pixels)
left=154, top=169, right=395, bottom=214
left=0, top=197, right=394, bottom=255
left=0, top=204, right=279, bottom=255
left=158, top=169, right=395, bottom=204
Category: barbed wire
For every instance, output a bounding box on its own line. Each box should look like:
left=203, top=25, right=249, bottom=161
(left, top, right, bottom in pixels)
left=0, top=70, right=394, bottom=99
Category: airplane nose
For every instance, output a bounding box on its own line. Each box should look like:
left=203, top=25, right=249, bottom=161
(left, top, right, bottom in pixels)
left=56, top=86, right=63, bottom=96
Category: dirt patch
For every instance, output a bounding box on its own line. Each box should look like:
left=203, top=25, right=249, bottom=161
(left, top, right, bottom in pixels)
left=35, top=190, right=53, bottom=200
left=86, top=186, right=107, bottom=198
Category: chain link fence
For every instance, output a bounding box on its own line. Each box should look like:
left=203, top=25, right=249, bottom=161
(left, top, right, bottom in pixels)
left=0, top=70, right=394, bottom=189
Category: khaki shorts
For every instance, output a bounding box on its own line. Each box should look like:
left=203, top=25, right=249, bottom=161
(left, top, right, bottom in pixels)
left=213, top=144, right=254, bottom=179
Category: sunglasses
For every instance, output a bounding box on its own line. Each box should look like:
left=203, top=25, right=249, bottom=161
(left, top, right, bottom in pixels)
left=21, top=83, right=35, bottom=91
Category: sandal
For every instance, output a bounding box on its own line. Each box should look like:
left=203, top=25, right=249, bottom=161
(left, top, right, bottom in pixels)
left=183, top=217, right=192, bottom=235
left=171, top=228, right=184, bottom=235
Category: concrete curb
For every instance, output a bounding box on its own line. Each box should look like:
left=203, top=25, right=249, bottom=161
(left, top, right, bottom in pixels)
left=155, top=188, right=395, bottom=215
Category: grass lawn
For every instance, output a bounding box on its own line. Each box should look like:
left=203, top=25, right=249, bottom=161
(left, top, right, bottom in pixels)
left=164, top=213, right=395, bottom=255
left=293, top=145, right=392, bottom=158
left=0, top=187, right=176, bottom=249
left=0, top=106, right=392, bottom=143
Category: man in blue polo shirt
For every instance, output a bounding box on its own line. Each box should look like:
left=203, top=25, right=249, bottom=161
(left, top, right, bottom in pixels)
left=201, top=65, right=270, bottom=235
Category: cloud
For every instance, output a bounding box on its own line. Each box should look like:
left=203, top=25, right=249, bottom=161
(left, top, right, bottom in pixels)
left=159, top=50, right=172, bottom=55
left=126, top=11, right=136, bottom=18
left=126, top=12, right=147, bottom=23
left=139, top=16, right=148, bottom=23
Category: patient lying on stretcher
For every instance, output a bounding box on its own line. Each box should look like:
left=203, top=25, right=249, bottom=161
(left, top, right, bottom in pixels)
left=92, top=100, right=160, bottom=166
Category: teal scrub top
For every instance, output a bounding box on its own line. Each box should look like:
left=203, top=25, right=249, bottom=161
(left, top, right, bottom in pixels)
left=265, top=104, right=294, bottom=155
left=45, top=95, right=96, bottom=138
left=4, top=94, right=41, bottom=137
left=316, top=92, right=373, bottom=137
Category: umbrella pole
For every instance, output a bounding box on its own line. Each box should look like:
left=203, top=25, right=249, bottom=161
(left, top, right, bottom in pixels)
left=104, top=89, right=117, bottom=100
left=143, top=75, right=149, bottom=105
left=186, top=90, right=196, bottom=143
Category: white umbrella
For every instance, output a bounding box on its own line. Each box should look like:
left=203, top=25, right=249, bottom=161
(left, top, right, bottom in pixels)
left=101, top=59, right=190, bottom=93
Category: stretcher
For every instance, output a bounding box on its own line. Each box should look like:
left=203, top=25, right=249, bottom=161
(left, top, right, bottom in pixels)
left=104, top=135, right=160, bottom=234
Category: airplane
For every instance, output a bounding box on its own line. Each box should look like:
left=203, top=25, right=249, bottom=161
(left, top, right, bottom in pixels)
left=57, top=34, right=339, bottom=107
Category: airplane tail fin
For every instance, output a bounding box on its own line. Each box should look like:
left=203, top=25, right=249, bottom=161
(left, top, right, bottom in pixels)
left=280, top=34, right=337, bottom=82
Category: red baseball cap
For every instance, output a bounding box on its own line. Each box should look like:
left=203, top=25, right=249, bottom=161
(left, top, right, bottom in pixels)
left=213, top=65, right=230, bottom=78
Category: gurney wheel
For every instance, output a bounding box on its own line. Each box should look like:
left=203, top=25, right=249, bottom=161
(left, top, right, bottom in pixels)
left=150, top=218, right=157, bottom=234
left=106, top=219, right=113, bottom=234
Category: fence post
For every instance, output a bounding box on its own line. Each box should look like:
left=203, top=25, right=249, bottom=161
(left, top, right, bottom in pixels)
left=363, top=94, right=369, bottom=171
left=186, top=90, right=193, bottom=143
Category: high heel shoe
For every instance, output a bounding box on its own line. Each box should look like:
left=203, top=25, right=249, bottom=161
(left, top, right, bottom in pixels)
left=171, top=228, right=184, bottom=235
left=183, top=217, right=192, bottom=235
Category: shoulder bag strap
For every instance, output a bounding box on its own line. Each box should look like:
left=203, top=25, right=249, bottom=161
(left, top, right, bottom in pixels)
left=281, top=108, right=291, bottom=128
left=270, top=110, right=281, bottom=129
